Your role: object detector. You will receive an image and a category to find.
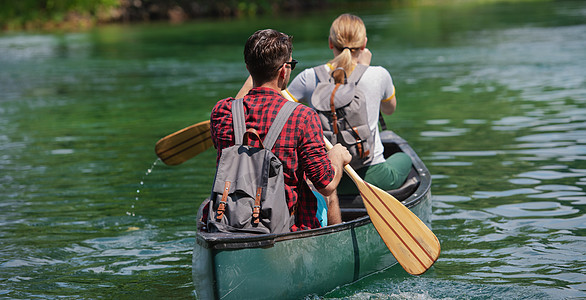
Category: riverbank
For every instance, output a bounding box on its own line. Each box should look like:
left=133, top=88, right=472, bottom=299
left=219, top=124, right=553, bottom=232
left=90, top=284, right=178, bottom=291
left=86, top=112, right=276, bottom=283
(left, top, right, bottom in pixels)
left=1, top=0, right=552, bottom=32
left=0, top=0, right=330, bottom=32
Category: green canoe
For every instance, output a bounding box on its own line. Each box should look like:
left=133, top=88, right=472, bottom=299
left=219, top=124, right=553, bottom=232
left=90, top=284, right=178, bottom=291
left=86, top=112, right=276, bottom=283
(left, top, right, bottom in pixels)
left=192, top=131, right=432, bottom=299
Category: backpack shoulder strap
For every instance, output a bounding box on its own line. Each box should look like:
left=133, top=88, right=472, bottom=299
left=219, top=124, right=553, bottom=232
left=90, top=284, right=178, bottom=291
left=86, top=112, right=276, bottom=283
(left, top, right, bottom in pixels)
left=231, top=98, right=246, bottom=145
left=347, top=64, right=368, bottom=84
left=313, top=64, right=331, bottom=83
left=263, top=101, right=300, bottom=150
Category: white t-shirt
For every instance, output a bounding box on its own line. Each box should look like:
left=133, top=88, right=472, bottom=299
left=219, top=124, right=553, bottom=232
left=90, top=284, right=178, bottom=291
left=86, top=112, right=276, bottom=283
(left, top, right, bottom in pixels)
left=286, top=64, right=395, bottom=165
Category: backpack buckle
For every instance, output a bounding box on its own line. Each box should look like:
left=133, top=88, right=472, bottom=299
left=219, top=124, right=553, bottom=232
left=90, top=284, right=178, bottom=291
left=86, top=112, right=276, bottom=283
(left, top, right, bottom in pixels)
left=252, top=187, right=262, bottom=224
left=216, top=181, right=231, bottom=221
left=252, top=205, right=261, bottom=224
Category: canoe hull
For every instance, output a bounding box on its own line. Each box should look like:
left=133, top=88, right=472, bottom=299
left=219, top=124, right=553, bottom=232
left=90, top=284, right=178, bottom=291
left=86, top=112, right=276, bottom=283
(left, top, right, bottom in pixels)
left=192, top=131, right=432, bottom=299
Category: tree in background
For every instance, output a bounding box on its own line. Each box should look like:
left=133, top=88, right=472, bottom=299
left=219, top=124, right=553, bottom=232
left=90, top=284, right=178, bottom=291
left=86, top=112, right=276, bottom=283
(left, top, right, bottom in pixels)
left=0, top=0, right=328, bottom=31
left=0, top=0, right=120, bottom=30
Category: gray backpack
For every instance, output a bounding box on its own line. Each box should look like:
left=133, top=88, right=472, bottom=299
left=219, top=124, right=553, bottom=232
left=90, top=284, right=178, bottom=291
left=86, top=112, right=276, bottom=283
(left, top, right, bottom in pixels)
left=311, top=64, right=374, bottom=169
left=206, top=98, right=299, bottom=234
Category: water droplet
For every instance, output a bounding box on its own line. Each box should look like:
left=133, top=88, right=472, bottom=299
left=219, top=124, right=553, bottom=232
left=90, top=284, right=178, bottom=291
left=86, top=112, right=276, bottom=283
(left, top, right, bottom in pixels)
left=130, top=159, right=159, bottom=218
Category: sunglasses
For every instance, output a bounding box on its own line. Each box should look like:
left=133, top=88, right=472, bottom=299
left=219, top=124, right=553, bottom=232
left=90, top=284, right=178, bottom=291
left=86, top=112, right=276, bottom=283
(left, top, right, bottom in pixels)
left=285, top=59, right=298, bottom=70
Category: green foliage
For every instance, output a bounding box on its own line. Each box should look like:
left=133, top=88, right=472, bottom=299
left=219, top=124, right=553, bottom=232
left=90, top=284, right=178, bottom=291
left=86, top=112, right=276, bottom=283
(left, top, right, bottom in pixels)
left=1, top=0, right=388, bottom=31
left=0, top=0, right=119, bottom=30
left=5, top=0, right=541, bottom=31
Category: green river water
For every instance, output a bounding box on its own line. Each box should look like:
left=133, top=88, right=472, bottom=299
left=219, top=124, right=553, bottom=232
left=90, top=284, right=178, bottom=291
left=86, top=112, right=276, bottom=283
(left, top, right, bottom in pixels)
left=1, top=1, right=585, bottom=299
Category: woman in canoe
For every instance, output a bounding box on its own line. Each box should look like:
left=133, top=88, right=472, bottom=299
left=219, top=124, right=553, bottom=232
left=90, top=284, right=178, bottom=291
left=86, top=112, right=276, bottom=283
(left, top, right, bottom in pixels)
left=285, top=13, right=413, bottom=195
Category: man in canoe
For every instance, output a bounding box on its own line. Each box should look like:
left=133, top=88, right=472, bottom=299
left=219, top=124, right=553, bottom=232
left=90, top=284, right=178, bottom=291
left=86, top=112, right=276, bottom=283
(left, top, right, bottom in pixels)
left=210, top=29, right=351, bottom=231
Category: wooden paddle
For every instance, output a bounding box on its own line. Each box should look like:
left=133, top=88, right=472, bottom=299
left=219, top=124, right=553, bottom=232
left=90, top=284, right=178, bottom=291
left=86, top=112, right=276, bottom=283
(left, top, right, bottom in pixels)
left=323, top=138, right=440, bottom=275
left=281, top=91, right=440, bottom=274
left=155, top=120, right=213, bottom=165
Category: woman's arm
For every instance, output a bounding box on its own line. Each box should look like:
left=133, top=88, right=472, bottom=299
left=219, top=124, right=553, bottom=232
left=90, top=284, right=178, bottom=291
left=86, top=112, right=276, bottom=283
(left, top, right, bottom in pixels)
left=381, top=95, right=396, bottom=115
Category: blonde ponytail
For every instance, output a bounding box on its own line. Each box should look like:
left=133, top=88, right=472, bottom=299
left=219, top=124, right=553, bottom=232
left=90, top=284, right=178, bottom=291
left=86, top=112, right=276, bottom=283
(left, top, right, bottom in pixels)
left=328, top=14, right=366, bottom=83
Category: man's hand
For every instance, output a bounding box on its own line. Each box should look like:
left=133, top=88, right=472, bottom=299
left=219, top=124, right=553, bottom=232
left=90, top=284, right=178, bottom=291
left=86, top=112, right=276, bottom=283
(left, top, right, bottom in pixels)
left=328, top=143, right=352, bottom=167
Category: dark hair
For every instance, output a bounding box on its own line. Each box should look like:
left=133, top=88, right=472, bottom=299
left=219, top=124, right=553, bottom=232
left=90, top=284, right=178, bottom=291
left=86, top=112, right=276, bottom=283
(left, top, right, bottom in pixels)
left=244, top=29, right=292, bottom=85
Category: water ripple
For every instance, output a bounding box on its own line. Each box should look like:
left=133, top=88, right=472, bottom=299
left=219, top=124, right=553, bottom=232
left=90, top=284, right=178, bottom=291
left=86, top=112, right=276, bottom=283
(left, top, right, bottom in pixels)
left=485, top=202, right=579, bottom=218
left=517, top=169, right=586, bottom=180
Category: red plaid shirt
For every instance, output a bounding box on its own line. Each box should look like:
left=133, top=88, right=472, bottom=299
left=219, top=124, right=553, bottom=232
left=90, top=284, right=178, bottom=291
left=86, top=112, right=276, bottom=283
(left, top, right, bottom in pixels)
left=210, top=87, right=334, bottom=231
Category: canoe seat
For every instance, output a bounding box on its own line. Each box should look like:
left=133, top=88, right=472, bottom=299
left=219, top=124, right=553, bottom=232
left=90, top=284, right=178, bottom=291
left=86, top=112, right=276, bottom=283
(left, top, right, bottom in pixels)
left=338, top=168, right=420, bottom=221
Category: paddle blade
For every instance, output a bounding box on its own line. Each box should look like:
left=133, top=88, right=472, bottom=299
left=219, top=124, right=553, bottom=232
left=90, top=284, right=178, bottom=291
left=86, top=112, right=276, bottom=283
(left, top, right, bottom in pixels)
left=352, top=173, right=440, bottom=275
left=323, top=137, right=439, bottom=275
left=155, top=120, right=213, bottom=165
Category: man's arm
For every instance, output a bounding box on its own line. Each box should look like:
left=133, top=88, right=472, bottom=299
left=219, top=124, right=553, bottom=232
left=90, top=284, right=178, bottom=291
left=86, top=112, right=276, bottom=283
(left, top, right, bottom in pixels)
left=318, top=143, right=350, bottom=226
left=326, top=191, right=342, bottom=225
left=317, top=143, right=351, bottom=196
left=298, top=106, right=350, bottom=197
